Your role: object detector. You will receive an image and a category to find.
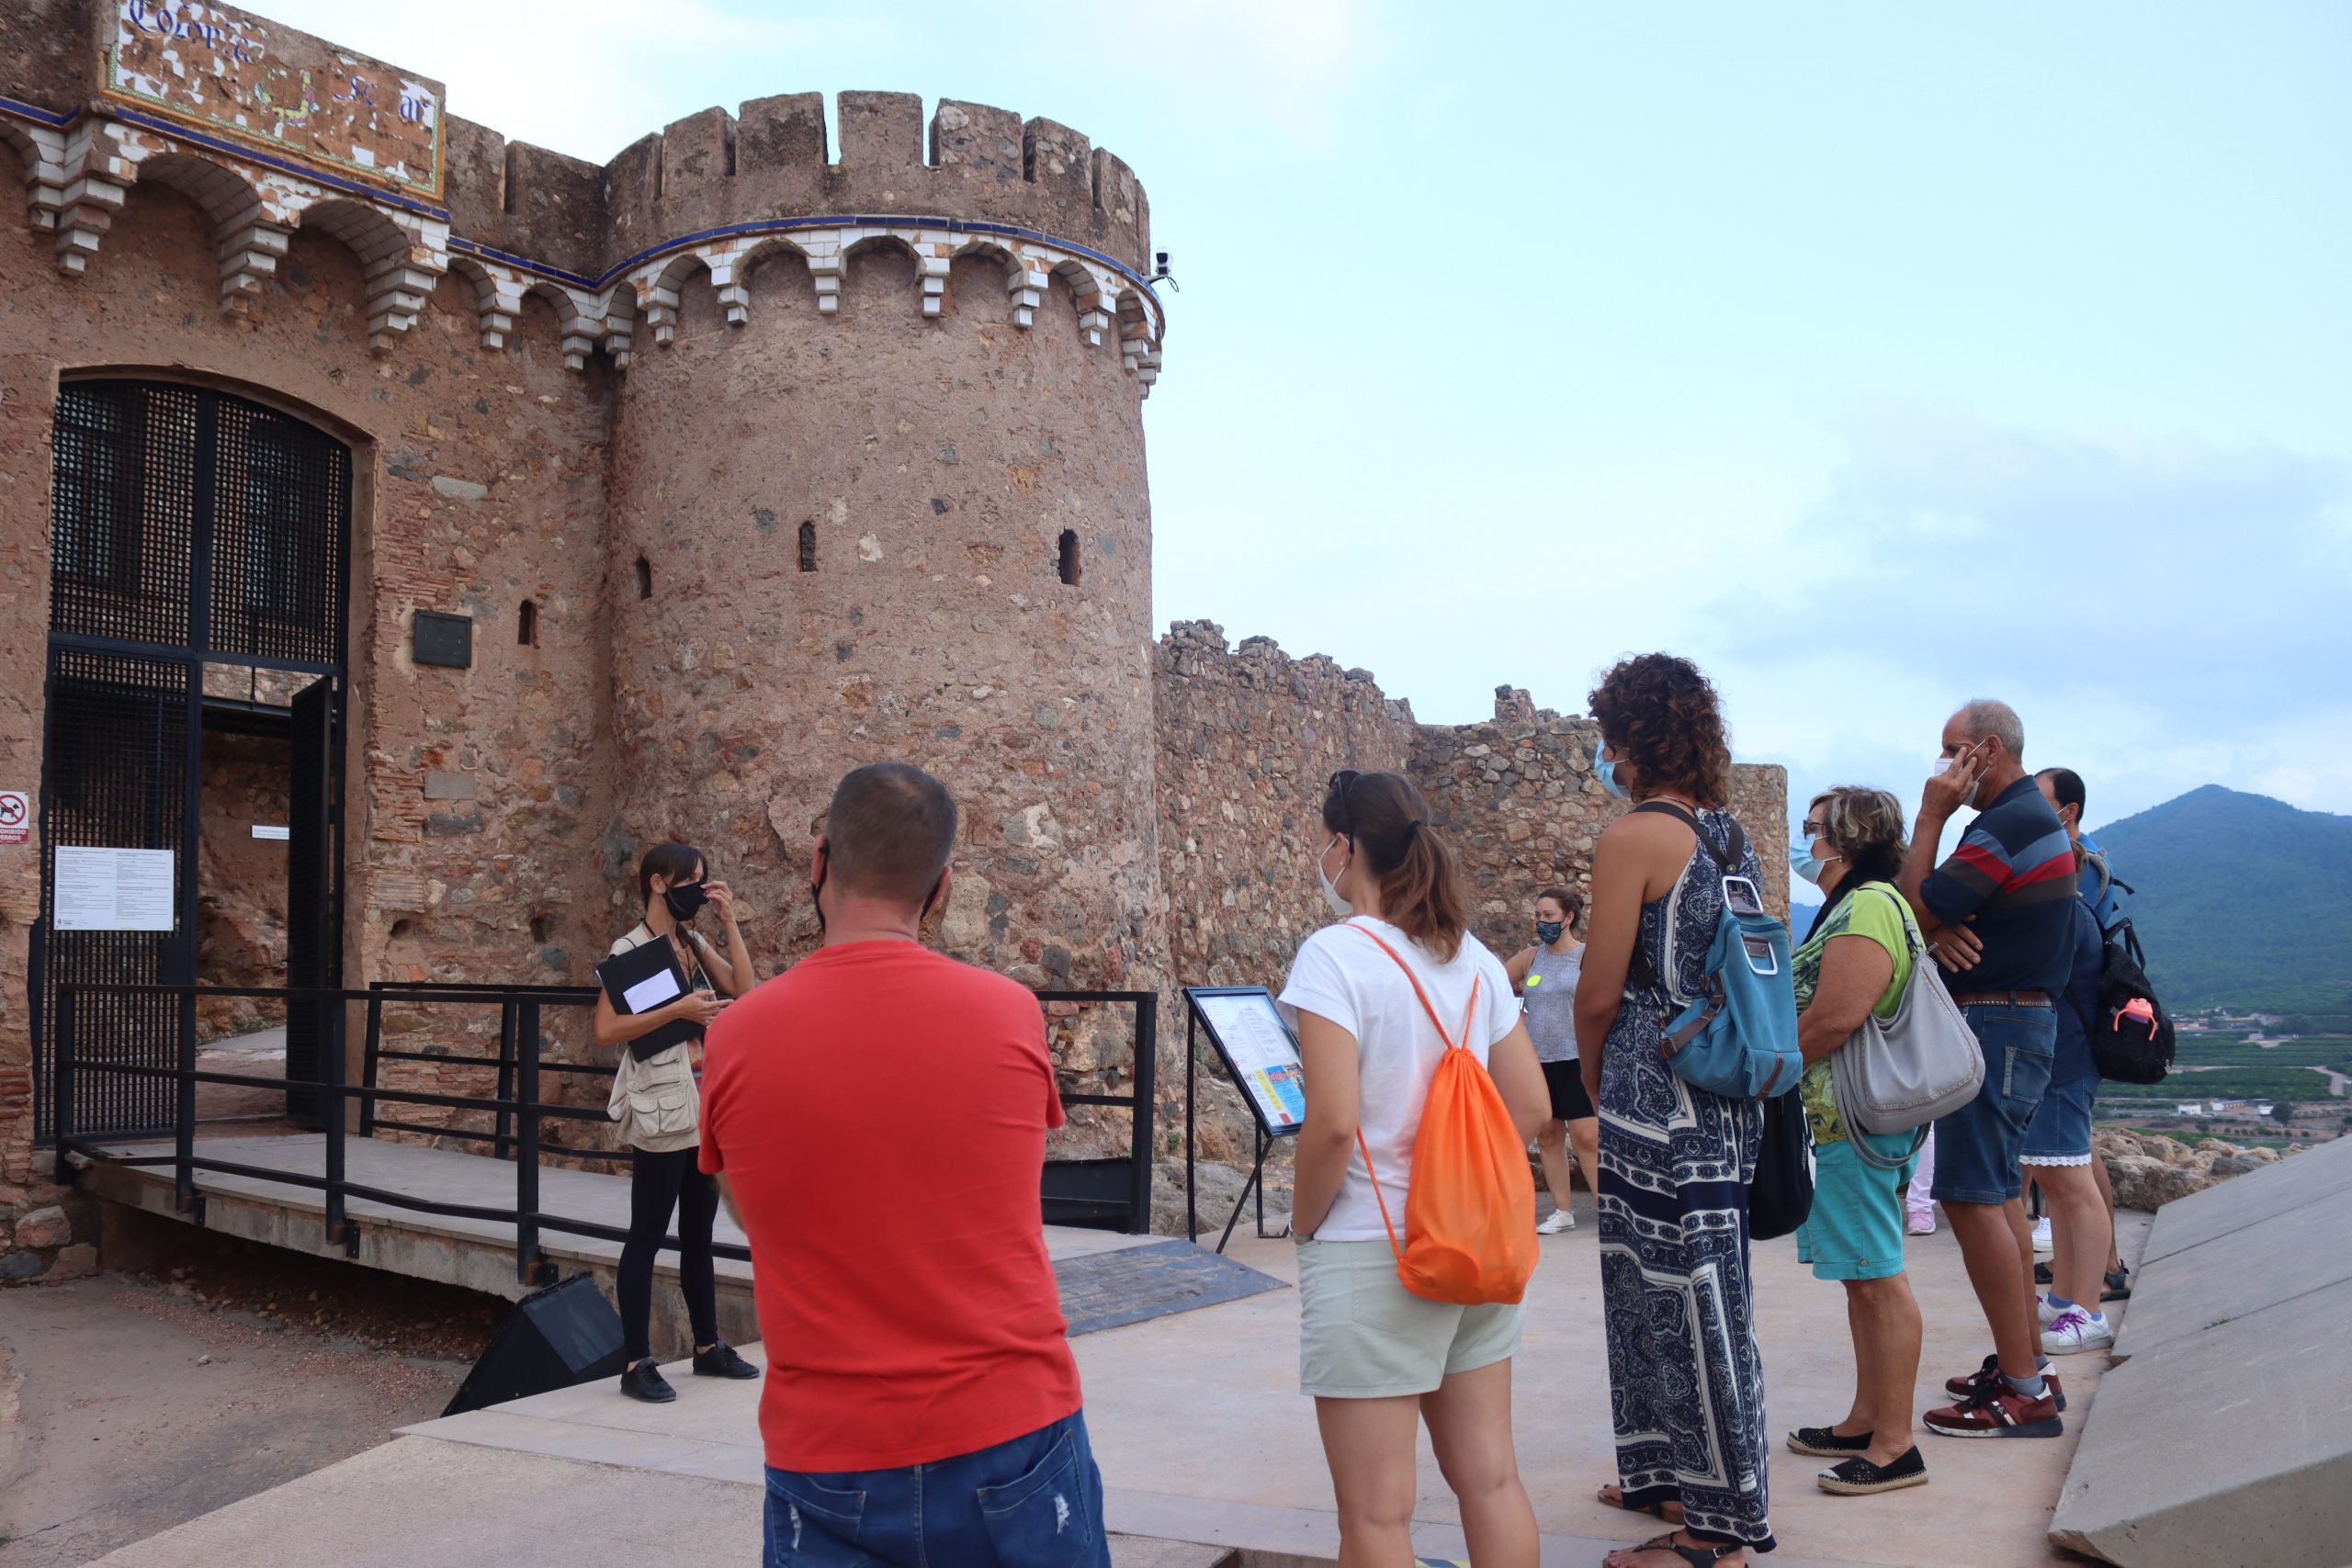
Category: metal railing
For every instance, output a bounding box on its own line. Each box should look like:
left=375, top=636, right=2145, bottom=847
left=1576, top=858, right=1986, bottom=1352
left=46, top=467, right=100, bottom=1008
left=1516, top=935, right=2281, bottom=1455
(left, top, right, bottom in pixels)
left=51, top=979, right=1159, bottom=1285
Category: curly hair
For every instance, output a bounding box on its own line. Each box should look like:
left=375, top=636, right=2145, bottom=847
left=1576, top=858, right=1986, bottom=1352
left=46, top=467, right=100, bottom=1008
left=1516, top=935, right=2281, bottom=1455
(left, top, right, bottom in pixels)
left=1587, top=653, right=1732, bottom=808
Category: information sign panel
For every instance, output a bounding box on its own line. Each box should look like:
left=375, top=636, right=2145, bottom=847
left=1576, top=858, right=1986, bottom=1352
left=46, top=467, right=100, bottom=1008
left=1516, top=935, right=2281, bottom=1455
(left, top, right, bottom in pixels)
left=53, top=846, right=176, bottom=931
left=1185, top=987, right=1306, bottom=1136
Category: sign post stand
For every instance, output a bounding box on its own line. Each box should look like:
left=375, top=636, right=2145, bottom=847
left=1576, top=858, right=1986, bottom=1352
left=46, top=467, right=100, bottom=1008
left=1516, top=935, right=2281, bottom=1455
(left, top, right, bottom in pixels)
left=1182, top=987, right=1307, bottom=1254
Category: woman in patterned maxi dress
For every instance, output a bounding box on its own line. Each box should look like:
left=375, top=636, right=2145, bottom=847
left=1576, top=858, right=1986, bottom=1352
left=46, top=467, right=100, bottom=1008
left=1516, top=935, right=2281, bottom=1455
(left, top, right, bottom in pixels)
left=1576, top=655, right=1774, bottom=1566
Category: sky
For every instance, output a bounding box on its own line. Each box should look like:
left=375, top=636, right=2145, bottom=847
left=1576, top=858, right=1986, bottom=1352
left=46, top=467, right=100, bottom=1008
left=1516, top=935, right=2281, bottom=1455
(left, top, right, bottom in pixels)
left=269, top=0, right=2352, bottom=834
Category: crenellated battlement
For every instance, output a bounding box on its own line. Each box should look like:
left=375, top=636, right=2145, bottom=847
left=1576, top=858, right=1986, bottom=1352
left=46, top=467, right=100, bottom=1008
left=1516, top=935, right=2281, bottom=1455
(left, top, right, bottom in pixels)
left=0, top=1, right=1163, bottom=388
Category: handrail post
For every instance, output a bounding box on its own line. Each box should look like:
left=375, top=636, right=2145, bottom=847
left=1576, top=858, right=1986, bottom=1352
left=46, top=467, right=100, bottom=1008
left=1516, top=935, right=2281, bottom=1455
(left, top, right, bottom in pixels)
left=360, top=988, right=383, bottom=1137
left=175, top=985, right=198, bottom=1215
left=492, top=1000, right=516, bottom=1162
left=514, top=1000, right=545, bottom=1287
left=1186, top=1000, right=1198, bottom=1244
left=322, top=985, right=348, bottom=1253
left=1128, top=995, right=1158, bottom=1235
left=53, top=987, right=77, bottom=1183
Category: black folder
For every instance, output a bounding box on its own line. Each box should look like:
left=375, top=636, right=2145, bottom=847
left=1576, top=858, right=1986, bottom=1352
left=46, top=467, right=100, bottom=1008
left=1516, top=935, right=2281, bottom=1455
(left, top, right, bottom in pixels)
left=594, top=934, right=703, bottom=1063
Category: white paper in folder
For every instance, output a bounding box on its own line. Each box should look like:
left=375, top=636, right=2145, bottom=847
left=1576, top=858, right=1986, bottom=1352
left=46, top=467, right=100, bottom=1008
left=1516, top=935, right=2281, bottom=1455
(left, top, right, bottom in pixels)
left=622, top=967, right=684, bottom=1013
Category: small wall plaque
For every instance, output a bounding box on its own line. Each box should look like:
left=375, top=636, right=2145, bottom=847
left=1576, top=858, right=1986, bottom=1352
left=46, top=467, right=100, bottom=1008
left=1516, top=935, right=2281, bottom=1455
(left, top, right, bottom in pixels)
left=413, top=611, right=473, bottom=669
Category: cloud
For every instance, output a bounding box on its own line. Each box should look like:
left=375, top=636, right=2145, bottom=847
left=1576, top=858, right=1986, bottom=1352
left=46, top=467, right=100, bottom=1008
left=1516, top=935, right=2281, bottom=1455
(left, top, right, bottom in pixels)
left=1707, top=404, right=2352, bottom=821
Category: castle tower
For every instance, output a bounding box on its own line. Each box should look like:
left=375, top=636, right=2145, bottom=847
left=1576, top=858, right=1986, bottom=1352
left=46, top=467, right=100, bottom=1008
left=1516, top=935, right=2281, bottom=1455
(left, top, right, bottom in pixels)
left=582, top=94, right=1167, bottom=1010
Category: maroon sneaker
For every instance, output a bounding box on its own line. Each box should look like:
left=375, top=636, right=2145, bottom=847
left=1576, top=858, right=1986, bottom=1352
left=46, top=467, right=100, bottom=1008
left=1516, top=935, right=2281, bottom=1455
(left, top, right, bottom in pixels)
left=1942, top=1354, right=2065, bottom=1411
left=1923, top=1382, right=2063, bottom=1438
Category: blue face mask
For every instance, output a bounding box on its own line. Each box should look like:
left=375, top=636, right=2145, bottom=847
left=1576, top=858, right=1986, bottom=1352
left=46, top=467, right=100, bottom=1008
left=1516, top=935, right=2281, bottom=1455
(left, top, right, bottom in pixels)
left=1790, top=837, right=1839, bottom=887
left=1595, top=743, right=1631, bottom=801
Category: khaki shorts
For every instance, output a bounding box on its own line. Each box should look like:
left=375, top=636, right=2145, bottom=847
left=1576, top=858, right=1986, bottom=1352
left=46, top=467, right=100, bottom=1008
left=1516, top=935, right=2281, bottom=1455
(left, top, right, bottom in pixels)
left=1296, top=1238, right=1525, bottom=1398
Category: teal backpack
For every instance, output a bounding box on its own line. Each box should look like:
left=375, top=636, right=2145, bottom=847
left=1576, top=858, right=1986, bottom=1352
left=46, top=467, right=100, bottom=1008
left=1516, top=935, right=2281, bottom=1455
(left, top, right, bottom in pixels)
left=1635, top=802, right=1803, bottom=1100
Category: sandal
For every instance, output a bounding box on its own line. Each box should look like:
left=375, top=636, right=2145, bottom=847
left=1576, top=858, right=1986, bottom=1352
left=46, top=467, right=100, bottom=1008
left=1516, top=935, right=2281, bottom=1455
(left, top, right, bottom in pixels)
left=1609, top=1531, right=1739, bottom=1566
left=1598, top=1483, right=1683, bottom=1522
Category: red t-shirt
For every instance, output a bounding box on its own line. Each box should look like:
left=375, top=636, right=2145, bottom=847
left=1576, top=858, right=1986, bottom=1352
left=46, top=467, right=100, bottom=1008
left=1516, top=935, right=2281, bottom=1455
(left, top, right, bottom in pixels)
left=698, top=940, right=1081, bottom=1472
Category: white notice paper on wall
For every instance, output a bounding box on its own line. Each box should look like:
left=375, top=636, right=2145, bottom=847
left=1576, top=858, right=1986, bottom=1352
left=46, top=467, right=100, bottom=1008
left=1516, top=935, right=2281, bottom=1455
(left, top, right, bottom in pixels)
left=621, top=968, right=684, bottom=1014
left=52, top=846, right=176, bottom=931
left=252, top=825, right=290, bottom=841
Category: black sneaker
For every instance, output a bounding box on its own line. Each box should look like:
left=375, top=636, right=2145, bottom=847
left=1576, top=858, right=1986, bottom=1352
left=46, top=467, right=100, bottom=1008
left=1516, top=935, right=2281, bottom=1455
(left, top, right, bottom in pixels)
left=1818, top=1446, right=1928, bottom=1495
left=693, top=1340, right=760, bottom=1380
left=1786, top=1427, right=1871, bottom=1458
left=2033, top=1260, right=2052, bottom=1285
left=1943, top=1354, right=2066, bottom=1412
left=2102, top=1264, right=2132, bottom=1303
left=619, top=1359, right=677, bottom=1404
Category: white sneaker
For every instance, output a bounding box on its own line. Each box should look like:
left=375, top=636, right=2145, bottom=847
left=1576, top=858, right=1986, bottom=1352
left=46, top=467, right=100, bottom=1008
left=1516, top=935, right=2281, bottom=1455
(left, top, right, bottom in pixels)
left=2042, top=1307, right=2114, bottom=1355
left=1537, top=1206, right=1576, bottom=1235
left=2038, top=1293, right=2060, bottom=1326
left=1906, top=1212, right=1937, bottom=1235
left=2031, top=1217, right=2054, bottom=1256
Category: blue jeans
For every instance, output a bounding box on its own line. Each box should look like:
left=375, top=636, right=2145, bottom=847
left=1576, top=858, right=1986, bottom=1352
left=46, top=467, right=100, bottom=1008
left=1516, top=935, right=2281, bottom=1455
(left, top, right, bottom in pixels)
left=1929, top=1004, right=2055, bottom=1206
left=763, top=1411, right=1111, bottom=1568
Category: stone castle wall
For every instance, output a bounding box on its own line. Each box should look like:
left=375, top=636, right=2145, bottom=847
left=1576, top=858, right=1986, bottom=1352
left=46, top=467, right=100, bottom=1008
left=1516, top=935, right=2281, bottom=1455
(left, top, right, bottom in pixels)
left=1151, top=624, right=1790, bottom=1179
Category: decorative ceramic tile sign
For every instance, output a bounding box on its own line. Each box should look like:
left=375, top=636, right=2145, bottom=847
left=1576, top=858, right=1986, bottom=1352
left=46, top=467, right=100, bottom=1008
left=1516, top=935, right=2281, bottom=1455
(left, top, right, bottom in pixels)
left=102, top=1, right=446, bottom=200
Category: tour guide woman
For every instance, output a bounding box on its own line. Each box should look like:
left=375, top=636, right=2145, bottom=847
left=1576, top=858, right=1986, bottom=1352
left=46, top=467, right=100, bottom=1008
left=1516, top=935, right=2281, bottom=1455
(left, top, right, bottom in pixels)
left=1785, top=787, right=1928, bottom=1497
left=596, top=842, right=760, bottom=1403
left=1577, top=654, right=1773, bottom=1567
left=1506, top=887, right=1600, bottom=1234
left=1280, top=769, right=1552, bottom=1568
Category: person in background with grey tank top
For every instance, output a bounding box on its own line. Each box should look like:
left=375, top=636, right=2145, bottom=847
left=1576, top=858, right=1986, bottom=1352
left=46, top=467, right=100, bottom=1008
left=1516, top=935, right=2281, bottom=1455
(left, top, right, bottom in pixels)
left=1507, top=886, right=1600, bottom=1235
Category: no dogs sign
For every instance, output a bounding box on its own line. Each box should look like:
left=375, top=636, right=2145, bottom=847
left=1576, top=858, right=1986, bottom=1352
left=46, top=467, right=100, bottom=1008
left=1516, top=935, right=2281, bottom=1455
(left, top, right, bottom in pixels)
left=0, top=790, right=28, bottom=846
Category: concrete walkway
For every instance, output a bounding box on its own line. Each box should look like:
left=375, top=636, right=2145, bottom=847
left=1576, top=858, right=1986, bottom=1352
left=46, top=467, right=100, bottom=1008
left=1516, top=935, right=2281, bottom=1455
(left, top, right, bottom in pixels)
left=75, top=1133, right=1155, bottom=1358
left=92, top=1187, right=2147, bottom=1567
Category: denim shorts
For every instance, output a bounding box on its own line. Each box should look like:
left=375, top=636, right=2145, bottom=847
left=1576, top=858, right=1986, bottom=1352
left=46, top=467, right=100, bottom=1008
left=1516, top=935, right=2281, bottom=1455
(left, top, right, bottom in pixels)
left=1929, top=1004, right=2055, bottom=1206
left=2022, top=1073, right=2097, bottom=1165
left=764, top=1411, right=1110, bottom=1568
left=1796, top=1129, right=1918, bottom=1281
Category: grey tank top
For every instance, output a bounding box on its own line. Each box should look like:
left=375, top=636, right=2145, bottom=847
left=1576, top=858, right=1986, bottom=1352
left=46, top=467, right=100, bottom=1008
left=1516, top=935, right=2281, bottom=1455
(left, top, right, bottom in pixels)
left=1523, top=943, right=1584, bottom=1063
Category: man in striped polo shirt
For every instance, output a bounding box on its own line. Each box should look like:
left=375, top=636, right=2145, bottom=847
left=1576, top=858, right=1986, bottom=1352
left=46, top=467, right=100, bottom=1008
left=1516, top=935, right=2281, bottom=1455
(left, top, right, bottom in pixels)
left=1899, top=699, right=2079, bottom=1440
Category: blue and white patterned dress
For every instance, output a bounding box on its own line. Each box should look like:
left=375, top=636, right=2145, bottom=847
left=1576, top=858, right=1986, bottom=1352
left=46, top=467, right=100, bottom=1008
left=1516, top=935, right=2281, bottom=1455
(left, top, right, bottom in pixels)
left=1597, top=808, right=1774, bottom=1551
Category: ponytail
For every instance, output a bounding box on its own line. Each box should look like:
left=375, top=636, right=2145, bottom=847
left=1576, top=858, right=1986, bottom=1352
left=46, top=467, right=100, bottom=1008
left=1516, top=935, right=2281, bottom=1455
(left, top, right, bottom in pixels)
left=1322, top=772, right=1468, bottom=962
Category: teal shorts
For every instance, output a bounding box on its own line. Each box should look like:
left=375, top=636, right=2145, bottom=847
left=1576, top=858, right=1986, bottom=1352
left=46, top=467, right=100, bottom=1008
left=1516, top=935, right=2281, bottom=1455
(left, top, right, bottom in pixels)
left=1795, top=1131, right=1918, bottom=1282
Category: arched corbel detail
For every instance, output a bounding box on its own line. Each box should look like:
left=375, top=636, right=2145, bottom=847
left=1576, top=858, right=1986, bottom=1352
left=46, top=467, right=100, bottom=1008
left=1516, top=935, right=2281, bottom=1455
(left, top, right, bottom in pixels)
left=300, top=197, right=448, bottom=349
left=51, top=120, right=133, bottom=276
left=0, top=120, right=68, bottom=233
left=446, top=253, right=524, bottom=348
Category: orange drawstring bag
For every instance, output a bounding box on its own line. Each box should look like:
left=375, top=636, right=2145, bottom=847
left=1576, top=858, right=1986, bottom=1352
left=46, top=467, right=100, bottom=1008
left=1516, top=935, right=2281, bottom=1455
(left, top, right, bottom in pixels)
left=1350, top=923, right=1539, bottom=1306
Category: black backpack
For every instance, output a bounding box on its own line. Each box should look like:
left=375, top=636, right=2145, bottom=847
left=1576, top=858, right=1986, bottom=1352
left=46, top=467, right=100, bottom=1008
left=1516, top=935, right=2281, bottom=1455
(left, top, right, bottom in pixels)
left=2068, top=917, right=2175, bottom=1085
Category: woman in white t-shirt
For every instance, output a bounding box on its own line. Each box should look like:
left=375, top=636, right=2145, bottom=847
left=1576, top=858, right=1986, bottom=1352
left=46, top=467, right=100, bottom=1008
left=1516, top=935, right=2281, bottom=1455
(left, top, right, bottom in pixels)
left=1279, top=770, right=1551, bottom=1568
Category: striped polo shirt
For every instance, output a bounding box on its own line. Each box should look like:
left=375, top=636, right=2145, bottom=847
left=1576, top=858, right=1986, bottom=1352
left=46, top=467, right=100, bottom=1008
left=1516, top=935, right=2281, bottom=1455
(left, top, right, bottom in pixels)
left=1921, top=774, right=2081, bottom=994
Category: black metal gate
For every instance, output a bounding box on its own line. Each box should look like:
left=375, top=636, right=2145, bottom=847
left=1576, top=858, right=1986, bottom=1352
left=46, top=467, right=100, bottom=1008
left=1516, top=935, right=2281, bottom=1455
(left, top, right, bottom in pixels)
left=37, top=379, right=350, bottom=1139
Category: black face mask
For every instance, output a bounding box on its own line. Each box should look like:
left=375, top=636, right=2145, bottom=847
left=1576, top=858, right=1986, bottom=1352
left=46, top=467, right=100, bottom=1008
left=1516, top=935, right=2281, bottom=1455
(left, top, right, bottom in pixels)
left=662, top=880, right=708, bottom=922
left=809, top=856, right=947, bottom=937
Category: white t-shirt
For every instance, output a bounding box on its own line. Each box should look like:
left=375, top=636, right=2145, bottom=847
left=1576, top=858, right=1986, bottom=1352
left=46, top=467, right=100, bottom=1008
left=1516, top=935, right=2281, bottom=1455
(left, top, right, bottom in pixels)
left=1276, top=917, right=1521, bottom=1243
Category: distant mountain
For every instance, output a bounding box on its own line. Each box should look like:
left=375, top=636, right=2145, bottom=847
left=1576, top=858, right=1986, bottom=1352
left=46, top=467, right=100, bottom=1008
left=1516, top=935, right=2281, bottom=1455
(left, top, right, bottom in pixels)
left=2094, top=785, right=2352, bottom=1012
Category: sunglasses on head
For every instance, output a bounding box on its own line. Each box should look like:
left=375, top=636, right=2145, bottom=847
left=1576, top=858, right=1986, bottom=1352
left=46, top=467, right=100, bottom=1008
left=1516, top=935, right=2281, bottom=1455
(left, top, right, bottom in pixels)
left=1328, top=769, right=1360, bottom=837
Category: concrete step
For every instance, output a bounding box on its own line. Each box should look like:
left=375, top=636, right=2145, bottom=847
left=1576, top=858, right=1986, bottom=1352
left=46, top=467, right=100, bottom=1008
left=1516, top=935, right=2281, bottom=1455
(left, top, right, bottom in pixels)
left=1110, top=1538, right=1239, bottom=1567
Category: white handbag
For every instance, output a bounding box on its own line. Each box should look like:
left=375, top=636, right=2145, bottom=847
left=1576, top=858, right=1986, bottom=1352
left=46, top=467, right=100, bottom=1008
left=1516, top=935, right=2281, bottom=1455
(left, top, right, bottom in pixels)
left=1830, top=888, right=1986, bottom=1169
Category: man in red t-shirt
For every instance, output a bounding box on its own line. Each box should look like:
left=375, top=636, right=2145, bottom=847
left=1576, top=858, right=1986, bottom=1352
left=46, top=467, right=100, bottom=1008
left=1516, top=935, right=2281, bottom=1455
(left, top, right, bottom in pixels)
left=700, top=762, right=1110, bottom=1568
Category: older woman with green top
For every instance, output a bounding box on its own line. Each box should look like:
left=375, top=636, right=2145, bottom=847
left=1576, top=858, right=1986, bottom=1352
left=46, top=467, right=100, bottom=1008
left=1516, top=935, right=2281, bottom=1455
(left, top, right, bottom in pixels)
left=1784, top=787, right=1929, bottom=1498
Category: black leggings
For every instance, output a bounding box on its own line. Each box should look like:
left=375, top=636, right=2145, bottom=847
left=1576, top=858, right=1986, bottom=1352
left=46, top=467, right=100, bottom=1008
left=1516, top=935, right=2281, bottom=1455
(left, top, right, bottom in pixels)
left=617, top=1145, right=720, bottom=1363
